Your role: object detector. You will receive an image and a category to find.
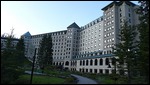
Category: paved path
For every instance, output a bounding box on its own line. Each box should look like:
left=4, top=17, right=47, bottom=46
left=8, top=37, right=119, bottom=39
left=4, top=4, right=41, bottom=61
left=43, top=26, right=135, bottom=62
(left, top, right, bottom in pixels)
left=25, top=71, right=46, bottom=75
left=71, top=74, right=98, bottom=84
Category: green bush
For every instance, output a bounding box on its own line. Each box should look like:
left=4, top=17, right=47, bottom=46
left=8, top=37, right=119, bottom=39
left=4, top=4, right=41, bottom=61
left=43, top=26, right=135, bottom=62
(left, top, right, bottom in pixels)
left=65, top=77, right=74, bottom=83
left=131, top=76, right=147, bottom=84
left=1, top=68, right=24, bottom=84
left=15, top=75, right=30, bottom=84
left=97, top=76, right=115, bottom=84
left=14, top=74, right=67, bottom=84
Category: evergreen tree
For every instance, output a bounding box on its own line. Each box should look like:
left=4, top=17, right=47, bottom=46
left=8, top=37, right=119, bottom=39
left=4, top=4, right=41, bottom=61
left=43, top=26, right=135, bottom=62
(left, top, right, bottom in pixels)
left=112, top=21, right=138, bottom=84
left=1, top=29, right=25, bottom=84
left=111, top=57, right=118, bottom=74
left=136, top=1, right=149, bottom=83
left=37, top=34, right=53, bottom=73
left=15, top=37, right=29, bottom=68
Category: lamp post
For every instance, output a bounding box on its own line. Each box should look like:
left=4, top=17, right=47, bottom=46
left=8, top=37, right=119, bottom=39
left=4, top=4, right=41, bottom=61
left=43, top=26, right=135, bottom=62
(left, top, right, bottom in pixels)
left=108, top=63, right=111, bottom=68
left=107, top=58, right=111, bottom=68
left=30, top=48, right=36, bottom=84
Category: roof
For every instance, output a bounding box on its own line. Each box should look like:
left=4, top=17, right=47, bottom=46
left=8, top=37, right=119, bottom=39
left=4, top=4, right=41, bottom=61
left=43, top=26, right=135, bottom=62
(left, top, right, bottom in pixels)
left=101, top=1, right=117, bottom=11
left=118, top=1, right=136, bottom=6
left=31, top=30, right=67, bottom=36
left=22, top=31, right=31, bottom=37
left=67, top=22, right=80, bottom=29
left=101, top=1, right=136, bottom=11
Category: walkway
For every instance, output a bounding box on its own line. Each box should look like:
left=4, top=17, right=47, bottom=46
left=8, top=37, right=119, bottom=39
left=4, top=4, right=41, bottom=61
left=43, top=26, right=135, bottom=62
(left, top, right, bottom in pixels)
left=71, top=74, right=98, bottom=84
left=25, top=71, right=46, bottom=75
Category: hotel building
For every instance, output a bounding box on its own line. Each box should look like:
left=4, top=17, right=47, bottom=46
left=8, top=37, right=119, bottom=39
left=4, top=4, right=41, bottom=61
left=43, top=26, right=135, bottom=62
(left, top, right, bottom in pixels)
left=2, top=1, right=139, bottom=74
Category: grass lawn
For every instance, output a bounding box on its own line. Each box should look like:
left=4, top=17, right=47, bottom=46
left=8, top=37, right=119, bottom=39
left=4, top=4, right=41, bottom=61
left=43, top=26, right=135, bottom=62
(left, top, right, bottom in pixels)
left=15, top=74, right=66, bottom=84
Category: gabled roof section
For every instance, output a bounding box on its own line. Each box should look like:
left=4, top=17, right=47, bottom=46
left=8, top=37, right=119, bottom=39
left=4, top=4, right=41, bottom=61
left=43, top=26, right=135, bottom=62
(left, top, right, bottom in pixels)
left=22, top=31, right=31, bottom=37
left=67, top=22, right=80, bottom=29
left=118, top=1, right=136, bottom=6
left=101, top=1, right=136, bottom=11
left=101, top=1, right=117, bottom=11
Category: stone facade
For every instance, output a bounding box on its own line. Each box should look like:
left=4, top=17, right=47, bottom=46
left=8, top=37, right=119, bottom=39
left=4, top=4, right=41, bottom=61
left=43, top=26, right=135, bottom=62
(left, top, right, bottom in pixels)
left=21, top=1, right=139, bottom=74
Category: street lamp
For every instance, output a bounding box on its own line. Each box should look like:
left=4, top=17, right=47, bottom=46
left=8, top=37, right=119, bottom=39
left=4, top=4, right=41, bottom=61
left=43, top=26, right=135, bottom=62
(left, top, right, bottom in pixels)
left=108, top=63, right=111, bottom=68
left=107, top=59, right=111, bottom=68
left=30, top=48, right=36, bottom=84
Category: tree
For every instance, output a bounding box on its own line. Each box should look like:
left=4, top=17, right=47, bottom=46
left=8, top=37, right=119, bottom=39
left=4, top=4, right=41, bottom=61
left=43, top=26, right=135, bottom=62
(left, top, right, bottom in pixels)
left=111, top=57, right=118, bottom=74
left=37, top=34, right=53, bottom=73
left=136, top=1, right=149, bottom=83
left=15, top=37, right=29, bottom=68
left=112, top=21, right=138, bottom=84
left=1, top=29, right=24, bottom=84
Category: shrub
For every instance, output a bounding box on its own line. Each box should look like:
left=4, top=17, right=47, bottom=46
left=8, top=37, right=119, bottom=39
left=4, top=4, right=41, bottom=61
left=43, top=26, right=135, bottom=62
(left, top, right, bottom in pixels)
left=14, top=74, right=30, bottom=84
left=65, top=77, right=74, bottom=83
left=1, top=68, right=24, bottom=84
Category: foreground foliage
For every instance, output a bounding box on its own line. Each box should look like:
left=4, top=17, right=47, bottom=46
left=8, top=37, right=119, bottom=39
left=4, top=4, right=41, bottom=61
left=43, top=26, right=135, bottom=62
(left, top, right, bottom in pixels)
left=136, top=1, right=149, bottom=83
left=1, top=29, right=30, bottom=84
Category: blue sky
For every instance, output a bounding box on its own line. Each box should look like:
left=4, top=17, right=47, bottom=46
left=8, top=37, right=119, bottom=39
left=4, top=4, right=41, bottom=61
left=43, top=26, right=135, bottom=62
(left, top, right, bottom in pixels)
left=1, top=1, right=139, bottom=38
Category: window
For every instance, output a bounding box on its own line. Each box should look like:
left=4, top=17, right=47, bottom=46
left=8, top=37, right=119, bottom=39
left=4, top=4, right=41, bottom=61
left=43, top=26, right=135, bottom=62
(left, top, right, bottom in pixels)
left=108, top=33, right=109, bottom=37
left=129, top=13, right=130, bottom=17
left=120, top=8, right=122, bottom=12
left=110, top=44, right=112, bottom=47
left=79, top=68, right=81, bottom=72
left=105, top=69, right=109, bottom=74
left=110, top=32, right=112, bottom=36
left=110, top=38, right=112, bottom=42
left=112, top=26, right=114, bottom=29
left=112, top=20, right=114, bottom=24
left=105, top=58, right=109, bottom=65
left=120, top=19, right=122, bottom=23
left=112, top=32, right=114, bottom=35
left=99, top=69, right=103, bottom=74
left=95, top=59, right=98, bottom=65
left=111, top=15, right=114, bottom=18
left=129, top=19, right=131, bottom=23
left=120, top=13, right=122, bottom=17
left=100, top=59, right=103, bottom=65
left=94, top=69, right=97, bottom=73
left=86, top=69, right=88, bottom=72
left=107, top=27, right=109, bottom=31
left=90, top=69, right=92, bottom=73
left=83, top=60, right=85, bottom=66
left=80, top=60, right=82, bottom=66
left=104, top=40, right=106, bottom=43
left=112, top=38, right=114, bottom=41
left=86, top=60, right=88, bottom=66
left=65, top=61, right=69, bottom=66
left=90, top=59, right=93, bottom=66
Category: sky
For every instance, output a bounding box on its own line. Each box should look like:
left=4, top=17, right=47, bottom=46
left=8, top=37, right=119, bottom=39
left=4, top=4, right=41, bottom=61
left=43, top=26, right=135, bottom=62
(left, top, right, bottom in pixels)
left=1, top=1, right=139, bottom=38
